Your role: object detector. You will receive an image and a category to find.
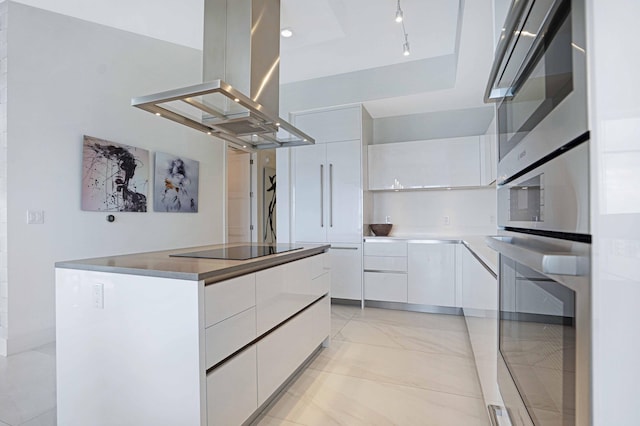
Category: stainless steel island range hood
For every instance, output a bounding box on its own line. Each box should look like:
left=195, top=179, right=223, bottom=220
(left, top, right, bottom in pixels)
left=131, top=0, right=314, bottom=150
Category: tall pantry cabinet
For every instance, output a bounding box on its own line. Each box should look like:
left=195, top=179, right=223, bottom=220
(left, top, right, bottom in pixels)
left=291, top=104, right=372, bottom=301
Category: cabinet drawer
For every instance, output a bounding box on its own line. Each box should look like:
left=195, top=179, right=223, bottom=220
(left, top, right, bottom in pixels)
left=206, top=345, right=257, bottom=426
left=311, top=252, right=331, bottom=279
left=364, top=256, right=407, bottom=272
left=257, top=297, right=330, bottom=406
left=205, top=307, right=256, bottom=369
left=205, top=274, right=256, bottom=327
left=364, top=272, right=408, bottom=303
left=256, top=262, right=315, bottom=335
left=364, top=241, right=407, bottom=257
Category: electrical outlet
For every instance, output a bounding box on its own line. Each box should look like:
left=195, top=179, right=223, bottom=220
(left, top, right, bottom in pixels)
left=443, top=216, right=450, bottom=226
left=26, top=210, right=44, bottom=224
left=93, top=283, right=104, bottom=309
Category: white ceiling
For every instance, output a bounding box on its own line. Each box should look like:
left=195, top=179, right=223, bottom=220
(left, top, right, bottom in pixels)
left=13, top=0, right=495, bottom=118
left=279, top=0, right=460, bottom=83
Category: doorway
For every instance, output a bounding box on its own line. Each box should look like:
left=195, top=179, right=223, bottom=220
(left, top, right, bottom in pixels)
left=226, top=147, right=254, bottom=243
left=225, top=147, right=276, bottom=244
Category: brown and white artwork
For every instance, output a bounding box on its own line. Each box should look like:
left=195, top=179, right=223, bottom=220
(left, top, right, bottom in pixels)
left=81, top=136, right=149, bottom=212
left=154, top=152, right=199, bottom=213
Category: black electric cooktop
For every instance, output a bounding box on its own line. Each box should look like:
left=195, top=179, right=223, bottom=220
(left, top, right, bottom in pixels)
left=170, top=244, right=303, bottom=261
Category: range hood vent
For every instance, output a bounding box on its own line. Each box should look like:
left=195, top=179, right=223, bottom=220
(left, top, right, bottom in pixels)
left=131, top=0, right=314, bottom=150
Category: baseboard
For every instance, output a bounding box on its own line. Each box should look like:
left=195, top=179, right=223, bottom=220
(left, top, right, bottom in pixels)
left=5, top=326, right=55, bottom=355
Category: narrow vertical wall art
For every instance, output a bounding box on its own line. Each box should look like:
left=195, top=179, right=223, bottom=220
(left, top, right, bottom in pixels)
left=81, top=135, right=149, bottom=212
left=154, top=152, right=200, bottom=213
left=263, top=167, right=276, bottom=243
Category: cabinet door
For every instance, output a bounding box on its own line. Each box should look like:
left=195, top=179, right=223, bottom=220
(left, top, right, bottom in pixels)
left=326, top=140, right=362, bottom=243
left=294, top=144, right=327, bottom=242
left=293, top=106, right=361, bottom=144
left=368, top=137, right=481, bottom=190
left=408, top=243, right=456, bottom=307
left=329, top=244, right=362, bottom=300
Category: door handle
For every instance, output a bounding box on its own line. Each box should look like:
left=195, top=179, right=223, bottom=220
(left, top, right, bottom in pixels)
left=486, top=236, right=588, bottom=276
left=329, top=163, right=334, bottom=227
left=320, top=164, right=324, bottom=228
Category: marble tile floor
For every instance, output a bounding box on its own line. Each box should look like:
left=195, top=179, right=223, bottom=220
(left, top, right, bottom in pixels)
left=0, top=305, right=489, bottom=426
left=255, top=305, right=490, bottom=425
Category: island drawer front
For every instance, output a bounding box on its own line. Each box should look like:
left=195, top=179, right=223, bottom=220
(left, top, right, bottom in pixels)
left=257, top=296, right=330, bottom=406
left=364, top=272, right=408, bottom=303
left=205, top=274, right=256, bottom=328
left=311, top=252, right=331, bottom=280
left=205, top=307, right=257, bottom=369
left=312, top=272, right=331, bottom=297
left=364, top=241, right=408, bottom=257
left=363, top=256, right=407, bottom=272
left=206, top=344, right=257, bottom=426
left=256, top=259, right=326, bottom=336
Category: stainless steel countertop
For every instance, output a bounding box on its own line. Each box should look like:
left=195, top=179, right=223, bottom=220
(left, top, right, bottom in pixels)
left=364, top=235, right=498, bottom=274
left=56, top=243, right=330, bottom=283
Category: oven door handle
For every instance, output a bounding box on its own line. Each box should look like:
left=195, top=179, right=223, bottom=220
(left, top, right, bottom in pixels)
left=486, top=236, right=588, bottom=276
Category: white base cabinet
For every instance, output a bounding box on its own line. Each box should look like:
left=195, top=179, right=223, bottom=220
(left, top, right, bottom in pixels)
left=460, top=245, right=501, bottom=406
left=364, top=272, right=407, bottom=302
left=206, top=345, right=257, bottom=426
left=363, top=241, right=408, bottom=303
left=257, top=296, right=330, bottom=405
left=56, top=251, right=330, bottom=426
left=407, top=242, right=457, bottom=307
left=329, top=244, right=363, bottom=300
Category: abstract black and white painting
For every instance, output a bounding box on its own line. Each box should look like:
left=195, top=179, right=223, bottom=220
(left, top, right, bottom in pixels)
left=154, top=152, right=199, bottom=213
left=263, top=167, right=276, bottom=243
left=82, top=136, right=149, bottom=212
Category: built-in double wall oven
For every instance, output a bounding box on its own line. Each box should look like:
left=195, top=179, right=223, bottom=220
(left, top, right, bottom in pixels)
left=485, top=0, right=589, bottom=425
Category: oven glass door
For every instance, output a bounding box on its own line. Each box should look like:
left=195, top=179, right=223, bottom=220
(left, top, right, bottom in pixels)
left=497, top=0, right=573, bottom=162
left=500, top=256, right=576, bottom=425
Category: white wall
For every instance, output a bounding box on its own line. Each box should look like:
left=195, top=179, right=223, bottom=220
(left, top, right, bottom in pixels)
left=370, top=188, right=496, bottom=237
left=0, top=2, right=8, bottom=354
left=587, top=0, right=640, bottom=424
left=3, top=3, right=225, bottom=355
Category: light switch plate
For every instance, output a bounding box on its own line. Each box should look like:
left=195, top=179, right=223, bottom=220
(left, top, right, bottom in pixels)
left=26, top=210, right=44, bottom=224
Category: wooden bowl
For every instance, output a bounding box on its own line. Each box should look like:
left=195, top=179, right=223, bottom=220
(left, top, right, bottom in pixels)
left=370, top=224, right=393, bottom=236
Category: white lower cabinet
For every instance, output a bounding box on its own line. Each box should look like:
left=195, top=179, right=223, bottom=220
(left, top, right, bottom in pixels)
left=206, top=252, right=330, bottom=424
left=363, top=241, right=408, bottom=303
left=257, top=296, right=330, bottom=405
left=327, top=244, right=362, bottom=300
left=364, top=272, right=407, bottom=302
left=407, top=243, right=457, bottom=307
left=206, top=345, right=257, bottom=426
left=460, top=246, right=501, bottom=406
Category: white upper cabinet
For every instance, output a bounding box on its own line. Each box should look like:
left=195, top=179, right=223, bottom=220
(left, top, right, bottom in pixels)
left=368, top=136, right=482, bottom=190
left=292, top=107, right=361, bottom=144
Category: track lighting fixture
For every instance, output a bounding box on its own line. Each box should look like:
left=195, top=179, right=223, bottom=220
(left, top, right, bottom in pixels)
left=395, top=0, right=410, bottom=56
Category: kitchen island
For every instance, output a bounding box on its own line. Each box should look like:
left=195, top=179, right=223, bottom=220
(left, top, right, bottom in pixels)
left=55, top=243, right=331, bottom=426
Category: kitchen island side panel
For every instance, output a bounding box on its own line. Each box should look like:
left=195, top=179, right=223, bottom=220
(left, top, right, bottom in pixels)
left=55, top=268, right=205, bottom=426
